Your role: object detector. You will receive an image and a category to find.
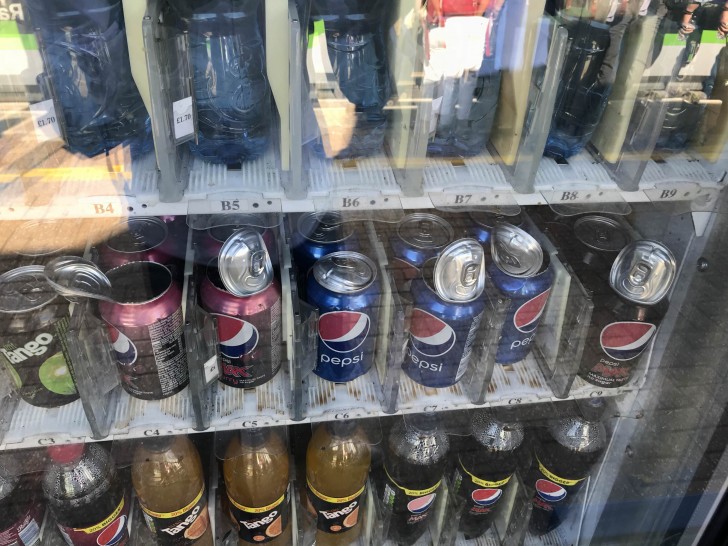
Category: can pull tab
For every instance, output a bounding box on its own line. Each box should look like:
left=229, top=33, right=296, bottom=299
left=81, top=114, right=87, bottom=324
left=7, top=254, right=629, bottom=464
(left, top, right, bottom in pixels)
left=251, top=250, right=267, bottom=277
left=417, top=220, right=434, bottom=244
left=628, top=261, right=651, bottom=287
left=461, top=263, right=479, bottom=287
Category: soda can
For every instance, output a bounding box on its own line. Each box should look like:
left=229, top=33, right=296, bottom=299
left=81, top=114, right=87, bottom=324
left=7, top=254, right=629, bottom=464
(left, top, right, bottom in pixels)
left=198, top=213, right=279, bottom=266
left=469, top=209, right=523, bottom=248
left=390, top=213, right=453, bottom=280
left=578, top=240, right=676, bottom=388
left=306, top=251, right=381, bottom=382
left=98, top=261, right=189, bottom=400
left=291, top=212, right=356, bottom=278
left=98, top=217, right=181, bottom=276
left=403, top=239, right=487, bottom=388
left=489, top=225, right=554, bottom=365
left=200, top=230, right=282, bottom=388
left=0, top=266, right=79, bottom=408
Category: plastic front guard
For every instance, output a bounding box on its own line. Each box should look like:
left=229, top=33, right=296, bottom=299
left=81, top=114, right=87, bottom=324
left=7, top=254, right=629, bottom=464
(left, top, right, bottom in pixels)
left=142, top=0, right=193, bottom=202
left=490, top=14, right=569, bottom=194
left=0, top=360, right=20, bottom=445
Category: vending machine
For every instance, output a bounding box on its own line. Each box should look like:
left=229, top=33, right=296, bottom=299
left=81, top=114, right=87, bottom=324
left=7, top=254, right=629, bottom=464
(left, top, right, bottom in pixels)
left=0, top=0, right=725, bottom=545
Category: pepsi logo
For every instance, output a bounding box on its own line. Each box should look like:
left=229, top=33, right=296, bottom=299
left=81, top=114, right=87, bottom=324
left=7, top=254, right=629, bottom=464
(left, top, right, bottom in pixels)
left=407, top=493, right=436, bottom=514
left=535, top=479, right=566, bottom=503
left=600, top=322, right=656, bottom=362
left=215, top=315, right=259, bottom=358
left=96, top=515, right=127, bottom=545
left=319, top=312, right=370, bottom=353
left=109, top=328, right=137, bottom=366
left=409, top=309, right=456, bottom=357
left=471, top=488, right=502, bottom=507
left=514, top=289, right=551, bottom=333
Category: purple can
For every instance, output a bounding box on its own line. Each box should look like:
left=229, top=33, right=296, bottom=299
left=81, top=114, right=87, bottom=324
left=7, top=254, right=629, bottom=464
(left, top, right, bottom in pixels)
left=98, top=217, right=182, bottom=276
left=98, top=261, right=189, bottom=400
left=200, top=265, right=282, bottom=388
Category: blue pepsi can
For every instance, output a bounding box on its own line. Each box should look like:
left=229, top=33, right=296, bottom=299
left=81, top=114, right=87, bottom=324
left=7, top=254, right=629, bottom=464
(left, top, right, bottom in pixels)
left=291, top=212, right=356, bottom=277
left=390, top=213, right=453, bottom=280
left=306, top=251, right=381, bottom=382
left=403, top=240, right=487, bottom=388
left=489, top=225, right=553, bottom=365
left=469, top=209, right=523, bottom=248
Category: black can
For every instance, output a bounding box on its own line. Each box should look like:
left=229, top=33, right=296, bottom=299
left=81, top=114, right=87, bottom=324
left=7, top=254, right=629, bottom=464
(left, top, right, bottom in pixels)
left=0, top=266, right=78, bottom=408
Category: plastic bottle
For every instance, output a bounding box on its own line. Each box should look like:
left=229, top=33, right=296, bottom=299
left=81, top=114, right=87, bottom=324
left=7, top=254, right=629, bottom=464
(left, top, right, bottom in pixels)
left=310, top=0, right=392, bottom=158
left=379, top=413, right=450, bottom=546
left=43, top=444, right=130, bottom=546
left=168, top=0, right=271, bottom=164
left=306, top=420, right=371, bottom=546
left=132, top=436, right=212, bottom=545
left=0, top=466, right=44, bottom=546
left=453, top=408, right=525, bottom=539
left=24, top=0, right=151, bottom=158
left=527, top=399, right=607, bottom=535
left=223, top=429, right=292, bottom=545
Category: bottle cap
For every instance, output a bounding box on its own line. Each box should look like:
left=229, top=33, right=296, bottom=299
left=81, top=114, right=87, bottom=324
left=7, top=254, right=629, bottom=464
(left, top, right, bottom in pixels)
left=48, top=444, right=85, bottom=464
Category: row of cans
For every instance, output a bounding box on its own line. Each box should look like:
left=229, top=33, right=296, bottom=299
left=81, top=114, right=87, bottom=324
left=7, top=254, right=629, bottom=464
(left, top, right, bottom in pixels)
left=0, top=209, right=677, bottom=413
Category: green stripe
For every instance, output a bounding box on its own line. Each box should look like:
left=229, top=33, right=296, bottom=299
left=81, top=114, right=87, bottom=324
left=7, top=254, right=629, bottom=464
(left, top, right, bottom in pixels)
left=308, top=19, right=325, bottom=49
left=0, top=21, right=37, bottom=49
left=663, top=30, right=727, bottom=46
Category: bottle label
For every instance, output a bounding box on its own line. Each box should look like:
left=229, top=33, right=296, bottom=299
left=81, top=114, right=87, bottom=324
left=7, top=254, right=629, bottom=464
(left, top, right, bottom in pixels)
left=381, top=467, right=440, bottom=527
left=0, top=502, right=44, bottom=546
left=452, top=457, right=511, bottom=517
left=306, top=480, right=364, bottom=534
left=58, top=494, right=129, bottom=546
left=531, top=458, right=586, bottom=513
left=140, top=487, right=209, bottom=546
left=228, top=488, right=290, bottom=544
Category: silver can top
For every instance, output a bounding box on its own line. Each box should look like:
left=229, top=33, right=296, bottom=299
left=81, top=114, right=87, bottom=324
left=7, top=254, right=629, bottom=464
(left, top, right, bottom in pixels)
left=105, top=217, right=168, bottom=254
left=469, top=208, right=523, bottom=230
left=209, top=213, right=265, bottom=243
left=312, top=251, right=377, bottom=294
left=44, top=256, right=112, bottom=302
left=433, top=239, right=485, bottom=303
left=297, top=211, right=352, bottom=244
left=491, top=225, right=543, bottom=278
left=0, top=266, right=59, bottom=313
left=470, top=409, right=525, bottom=452
left=219, top=229, right=274, bottom=297
left=574, top=215, right=631, bottom=253
left=14, top=220, right=70, bottom=257
left=397, top=213, right=453, bottom=250
left=610, top=240, right=676, bottom=305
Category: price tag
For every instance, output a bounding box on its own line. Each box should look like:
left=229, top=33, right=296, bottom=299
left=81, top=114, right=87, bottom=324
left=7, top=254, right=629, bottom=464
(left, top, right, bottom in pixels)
left=173, top=96, right=194, bottom=141
left=203, top=355, right=219, bottom=384
left=429, top=191, right=517, bottom=208
left=29, top=99, right=62, bottom=143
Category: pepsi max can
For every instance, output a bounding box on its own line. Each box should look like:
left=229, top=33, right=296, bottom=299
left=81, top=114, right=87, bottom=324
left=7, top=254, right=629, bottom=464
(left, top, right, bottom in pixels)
left=200, top=265, right=282, bottom=388
left=291, top=212, right=356, bottom=277
left=403, top=240, right=486, bottom=388
left=489, top=225, right=553, bottom=365
left=390, top=213, right=453, bottom=280
left=98, top=261, right=189, bottom=400
left=306, top=251, right=380, bottom=382
left=578, top=240, right=675, bottom=388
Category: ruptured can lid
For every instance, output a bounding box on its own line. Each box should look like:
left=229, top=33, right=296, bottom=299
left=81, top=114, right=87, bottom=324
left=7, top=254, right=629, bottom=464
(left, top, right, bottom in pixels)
left=397, top=213, right=453, bottom=250
left=433, top=239, right=485, bottom=303
left=297, top=211, right=352, bottom=244
left=491, top=225, right=543, bottom=278
left=610, top=240, right=676, bottom=305
left=0, top=266, right=58, bottom=313
left=105, top=217, right=168, bottom=253
left=219, top=229, right=274, bottom=297
left=312, top=251, right=377, bottom=294
left=574, top=215, right=631, bottom=253
left=209, top=213, right=265, bottom=243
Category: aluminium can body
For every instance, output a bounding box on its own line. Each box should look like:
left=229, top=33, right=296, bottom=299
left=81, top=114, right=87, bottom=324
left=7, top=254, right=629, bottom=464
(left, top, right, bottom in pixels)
left=306, top=255, right=381, bottom=383
left=98, top=262, right=189, bottom=400
left=291, top=212, right=357, bottom=278
left=200, top=266, right=282, bottom=388
left=402, top=276, right=486, bottom=388
left=0, top=266, right=79, bottom=408
left=577, top=293, right=667, bottom=388
left=489, top=259, right=554, bottom=365
left=469, top=211, right=524, bottom=248
left=390, top=213, right=453, bottom=280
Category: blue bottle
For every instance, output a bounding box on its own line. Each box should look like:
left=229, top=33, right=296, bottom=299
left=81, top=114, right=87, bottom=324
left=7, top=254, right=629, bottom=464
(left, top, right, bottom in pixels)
left=172, top=0, right=271, bottom=164
left=310, top=0, right=392, bottom=158
left=25, top=0, right=151, bottom=158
